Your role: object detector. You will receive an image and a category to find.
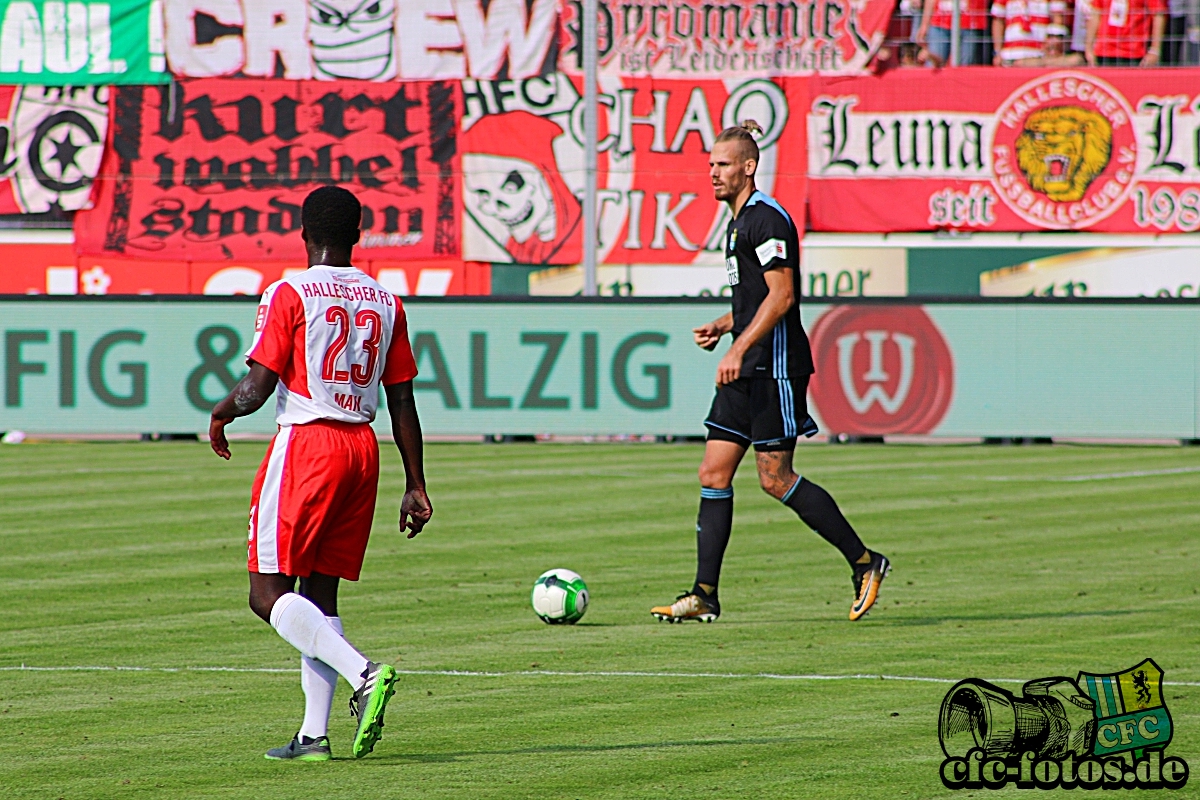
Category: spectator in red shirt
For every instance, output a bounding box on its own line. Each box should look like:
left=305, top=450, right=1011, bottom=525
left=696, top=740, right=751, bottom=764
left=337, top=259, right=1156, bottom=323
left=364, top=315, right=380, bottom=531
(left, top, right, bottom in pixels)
left=1085, top=0, right=1167, bottom=64
left=917, top=0, right=994, bottom=64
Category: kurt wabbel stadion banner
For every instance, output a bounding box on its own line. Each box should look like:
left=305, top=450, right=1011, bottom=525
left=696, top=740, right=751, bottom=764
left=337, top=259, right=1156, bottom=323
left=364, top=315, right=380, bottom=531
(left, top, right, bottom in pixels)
left=808, top=69, right=1200, bottom=233
left=3, top=299, right=1198, bottom=439
left=74, top=80, right=461, bottom=262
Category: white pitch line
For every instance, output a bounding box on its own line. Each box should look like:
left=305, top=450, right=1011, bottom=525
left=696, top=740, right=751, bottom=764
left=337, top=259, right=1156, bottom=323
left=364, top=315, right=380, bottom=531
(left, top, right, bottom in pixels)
left=2, top=665, right=1198, bottom=687
left=985, top=466, right=1200, bottom=483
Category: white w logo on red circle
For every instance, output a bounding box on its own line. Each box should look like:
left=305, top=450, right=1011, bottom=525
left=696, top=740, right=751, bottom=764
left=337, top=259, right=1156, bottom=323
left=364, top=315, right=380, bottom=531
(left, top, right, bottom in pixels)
left=835, top=331, right=916, bottom=415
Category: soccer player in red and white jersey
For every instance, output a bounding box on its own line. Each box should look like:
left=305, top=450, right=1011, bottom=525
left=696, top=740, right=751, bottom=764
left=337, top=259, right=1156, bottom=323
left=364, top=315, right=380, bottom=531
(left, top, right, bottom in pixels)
left=208, top=186, right=432, bottom=762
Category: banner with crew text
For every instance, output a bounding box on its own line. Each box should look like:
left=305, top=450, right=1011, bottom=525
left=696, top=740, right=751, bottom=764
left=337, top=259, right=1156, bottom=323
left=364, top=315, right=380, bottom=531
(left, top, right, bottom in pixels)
left=0, top=0, right=168, bottom=84
left=73, top=79, right=461, bottom=262
left=159, top=0, right=892, bottom=82
left=807, top=69, right=1200, bottom=233
left=2, top=298, right=1198, bottom=439
left=461, top=73, right=807, bottom=266
left=0, top=85, right=108, bottom=213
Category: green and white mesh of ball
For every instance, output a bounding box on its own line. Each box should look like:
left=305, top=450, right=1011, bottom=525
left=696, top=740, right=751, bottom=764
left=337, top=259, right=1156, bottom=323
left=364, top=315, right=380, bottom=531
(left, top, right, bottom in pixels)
left=530, top=568, right=589, bottom=624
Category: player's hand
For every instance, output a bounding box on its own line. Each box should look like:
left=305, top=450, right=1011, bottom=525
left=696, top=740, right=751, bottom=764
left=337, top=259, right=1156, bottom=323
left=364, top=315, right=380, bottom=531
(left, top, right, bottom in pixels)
left=209, top=416, right=233, bottom=460
left=693, top=321, right=723, bottom=351
left=1141, top=50, right=1160, bottom=67
left=716, top=348, right=742, bottom=386
left=400, top=486, right=432, bottom=538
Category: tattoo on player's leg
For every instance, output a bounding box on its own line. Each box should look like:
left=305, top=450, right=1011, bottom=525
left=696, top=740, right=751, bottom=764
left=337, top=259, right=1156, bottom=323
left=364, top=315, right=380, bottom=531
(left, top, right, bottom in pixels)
left=755, top=450, right=797, bottom=499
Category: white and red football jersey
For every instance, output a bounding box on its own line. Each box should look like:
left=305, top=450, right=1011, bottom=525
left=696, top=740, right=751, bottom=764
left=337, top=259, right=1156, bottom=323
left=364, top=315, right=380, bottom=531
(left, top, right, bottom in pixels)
left=245, top=265, right=417, bottom=426
left=993, top=0, right=1067, bottom=61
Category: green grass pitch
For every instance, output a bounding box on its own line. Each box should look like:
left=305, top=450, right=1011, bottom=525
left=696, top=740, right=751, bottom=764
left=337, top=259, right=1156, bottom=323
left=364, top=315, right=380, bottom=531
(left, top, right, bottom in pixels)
left=1, top=440, right=1197, bottom=799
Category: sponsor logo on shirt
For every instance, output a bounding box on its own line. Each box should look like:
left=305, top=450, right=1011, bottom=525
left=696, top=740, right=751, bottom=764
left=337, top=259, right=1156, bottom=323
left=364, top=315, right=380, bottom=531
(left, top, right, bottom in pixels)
left=254, top=305, right=267, bottom=332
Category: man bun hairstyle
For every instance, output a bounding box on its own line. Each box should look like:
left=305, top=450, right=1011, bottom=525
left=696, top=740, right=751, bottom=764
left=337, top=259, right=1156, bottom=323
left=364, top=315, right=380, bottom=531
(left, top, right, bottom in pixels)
left=714, top=119, right=762, bottom=162
left=302, top=186, right=362, bottom=250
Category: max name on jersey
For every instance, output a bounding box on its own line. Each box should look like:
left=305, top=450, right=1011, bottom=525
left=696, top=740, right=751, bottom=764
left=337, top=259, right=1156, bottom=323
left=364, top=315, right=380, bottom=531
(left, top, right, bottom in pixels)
left=334, top=392, right=363, bottom=412
left=299, top=282, right=395, bottom=306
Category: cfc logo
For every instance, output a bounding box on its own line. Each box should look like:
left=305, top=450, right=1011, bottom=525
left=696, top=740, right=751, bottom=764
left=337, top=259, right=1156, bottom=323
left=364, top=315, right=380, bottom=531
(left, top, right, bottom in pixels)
left=991, top=72, right=1138, bottom=230
left=808, top=306, right=953, bottom=436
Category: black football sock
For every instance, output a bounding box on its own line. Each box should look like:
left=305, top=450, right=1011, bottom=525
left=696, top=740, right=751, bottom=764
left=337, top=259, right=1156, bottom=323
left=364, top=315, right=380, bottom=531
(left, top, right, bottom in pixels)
left=693, top=487, right=734, bottom=595
left=781, top=477, right=866, bottom=567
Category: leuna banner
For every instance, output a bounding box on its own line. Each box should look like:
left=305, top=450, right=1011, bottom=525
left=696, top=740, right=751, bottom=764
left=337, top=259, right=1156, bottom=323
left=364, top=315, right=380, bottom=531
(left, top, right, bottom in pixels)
left=559, top=0, right=897, bottom=78
left=460, top=72, right=807, bottom=266
left=0, top=85, right=108, bottom=213
left=808, top=69, right=1200, bottom=233
left=74, top=79, right=460, bottom=261
left=0, top=0, right=168, bottom=84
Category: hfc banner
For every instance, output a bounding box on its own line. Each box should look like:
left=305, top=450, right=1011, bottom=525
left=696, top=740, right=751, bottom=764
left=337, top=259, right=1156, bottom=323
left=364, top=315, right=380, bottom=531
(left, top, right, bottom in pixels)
left=560, top=0, right=897, bottom=78
left=0, top=85, right=107, bottom=213
left=0, top=0, right=168, bottom=84
left=73, top=79, right=461, bottom=262
left=807, top=69, right=1200, bottom=233
left=461, top=72, right=807, bottom=265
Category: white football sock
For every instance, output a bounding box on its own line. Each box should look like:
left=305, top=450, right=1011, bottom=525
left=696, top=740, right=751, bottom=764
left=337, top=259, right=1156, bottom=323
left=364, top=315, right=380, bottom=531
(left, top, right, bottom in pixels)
left=270, top=593, right=369, bottom=690
left=297, top=616, right=343, bottom=741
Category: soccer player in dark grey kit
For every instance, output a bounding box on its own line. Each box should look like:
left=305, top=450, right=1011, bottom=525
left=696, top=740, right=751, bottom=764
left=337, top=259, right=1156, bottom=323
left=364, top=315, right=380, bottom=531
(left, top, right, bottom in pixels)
left=650, top=121, right=890, bottom=624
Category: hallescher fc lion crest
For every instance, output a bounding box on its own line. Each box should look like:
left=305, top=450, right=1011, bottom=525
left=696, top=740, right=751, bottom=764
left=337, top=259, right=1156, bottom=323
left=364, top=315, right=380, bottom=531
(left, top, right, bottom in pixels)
left=991, top=71, right=1138, bottom=230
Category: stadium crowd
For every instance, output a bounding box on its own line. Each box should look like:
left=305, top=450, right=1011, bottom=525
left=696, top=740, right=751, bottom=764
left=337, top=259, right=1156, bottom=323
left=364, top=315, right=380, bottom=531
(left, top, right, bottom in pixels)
left=889, top=0, right=1199, bottom=67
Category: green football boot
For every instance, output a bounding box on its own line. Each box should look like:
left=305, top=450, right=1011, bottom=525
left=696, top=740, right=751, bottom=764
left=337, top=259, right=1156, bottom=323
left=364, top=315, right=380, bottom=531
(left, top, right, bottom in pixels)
left=349, top=661, right=398, bottom=758
left=264, top=734, right=332, bottom=761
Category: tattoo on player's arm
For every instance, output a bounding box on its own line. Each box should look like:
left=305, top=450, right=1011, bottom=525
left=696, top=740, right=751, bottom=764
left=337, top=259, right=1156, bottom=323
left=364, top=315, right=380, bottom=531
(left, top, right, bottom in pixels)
left=231, top=380, right=265, bottom=413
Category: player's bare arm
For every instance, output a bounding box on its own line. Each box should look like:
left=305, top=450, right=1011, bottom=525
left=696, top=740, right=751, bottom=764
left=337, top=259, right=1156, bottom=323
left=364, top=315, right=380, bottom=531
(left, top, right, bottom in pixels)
left=715, top=268, right=793, bottom=385
left=208, top=361, right=280, bottom=460
left=693, top=312, right=733, bottom=350
left=385, top=380, right=432, bottom=538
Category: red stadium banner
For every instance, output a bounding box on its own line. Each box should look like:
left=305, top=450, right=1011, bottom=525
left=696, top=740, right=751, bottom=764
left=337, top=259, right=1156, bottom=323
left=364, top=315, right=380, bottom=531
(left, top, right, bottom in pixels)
left=559, top=0, right=898, bottom=78
left=461, top=73, right=807, bottom=266
left=807, top=68, right=1200, bottom=233
left=74, top=79, right=461, bottom=261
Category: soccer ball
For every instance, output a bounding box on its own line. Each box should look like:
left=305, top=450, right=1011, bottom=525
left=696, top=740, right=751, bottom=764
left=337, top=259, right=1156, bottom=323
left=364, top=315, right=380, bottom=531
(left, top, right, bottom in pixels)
left=531, top=568, right=588, bottom=624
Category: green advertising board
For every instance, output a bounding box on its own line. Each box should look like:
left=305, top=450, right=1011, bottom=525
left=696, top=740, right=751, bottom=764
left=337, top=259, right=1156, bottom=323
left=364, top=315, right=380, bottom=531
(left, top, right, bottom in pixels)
left=0, top=0, right=167, bottom=84
left=1, top=298, right=1198, bottom=439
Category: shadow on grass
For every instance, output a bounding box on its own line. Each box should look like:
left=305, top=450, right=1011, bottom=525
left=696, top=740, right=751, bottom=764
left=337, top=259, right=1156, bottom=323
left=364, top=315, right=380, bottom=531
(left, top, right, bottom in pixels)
left=715, top=607, right=1148, bottom=628
left=877, top=607, right=1147, bottom=627
left=368, top=735, right=804, bottom=763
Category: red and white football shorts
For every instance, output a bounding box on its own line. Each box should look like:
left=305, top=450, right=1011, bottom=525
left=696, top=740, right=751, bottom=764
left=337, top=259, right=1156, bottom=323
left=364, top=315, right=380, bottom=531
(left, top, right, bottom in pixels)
left=247, top=420, right=380, bottom=581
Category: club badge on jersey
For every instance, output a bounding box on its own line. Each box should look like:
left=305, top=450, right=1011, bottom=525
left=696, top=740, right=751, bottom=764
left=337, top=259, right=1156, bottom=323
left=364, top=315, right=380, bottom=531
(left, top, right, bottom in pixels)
left=726, top=229, right=740, bottom=286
